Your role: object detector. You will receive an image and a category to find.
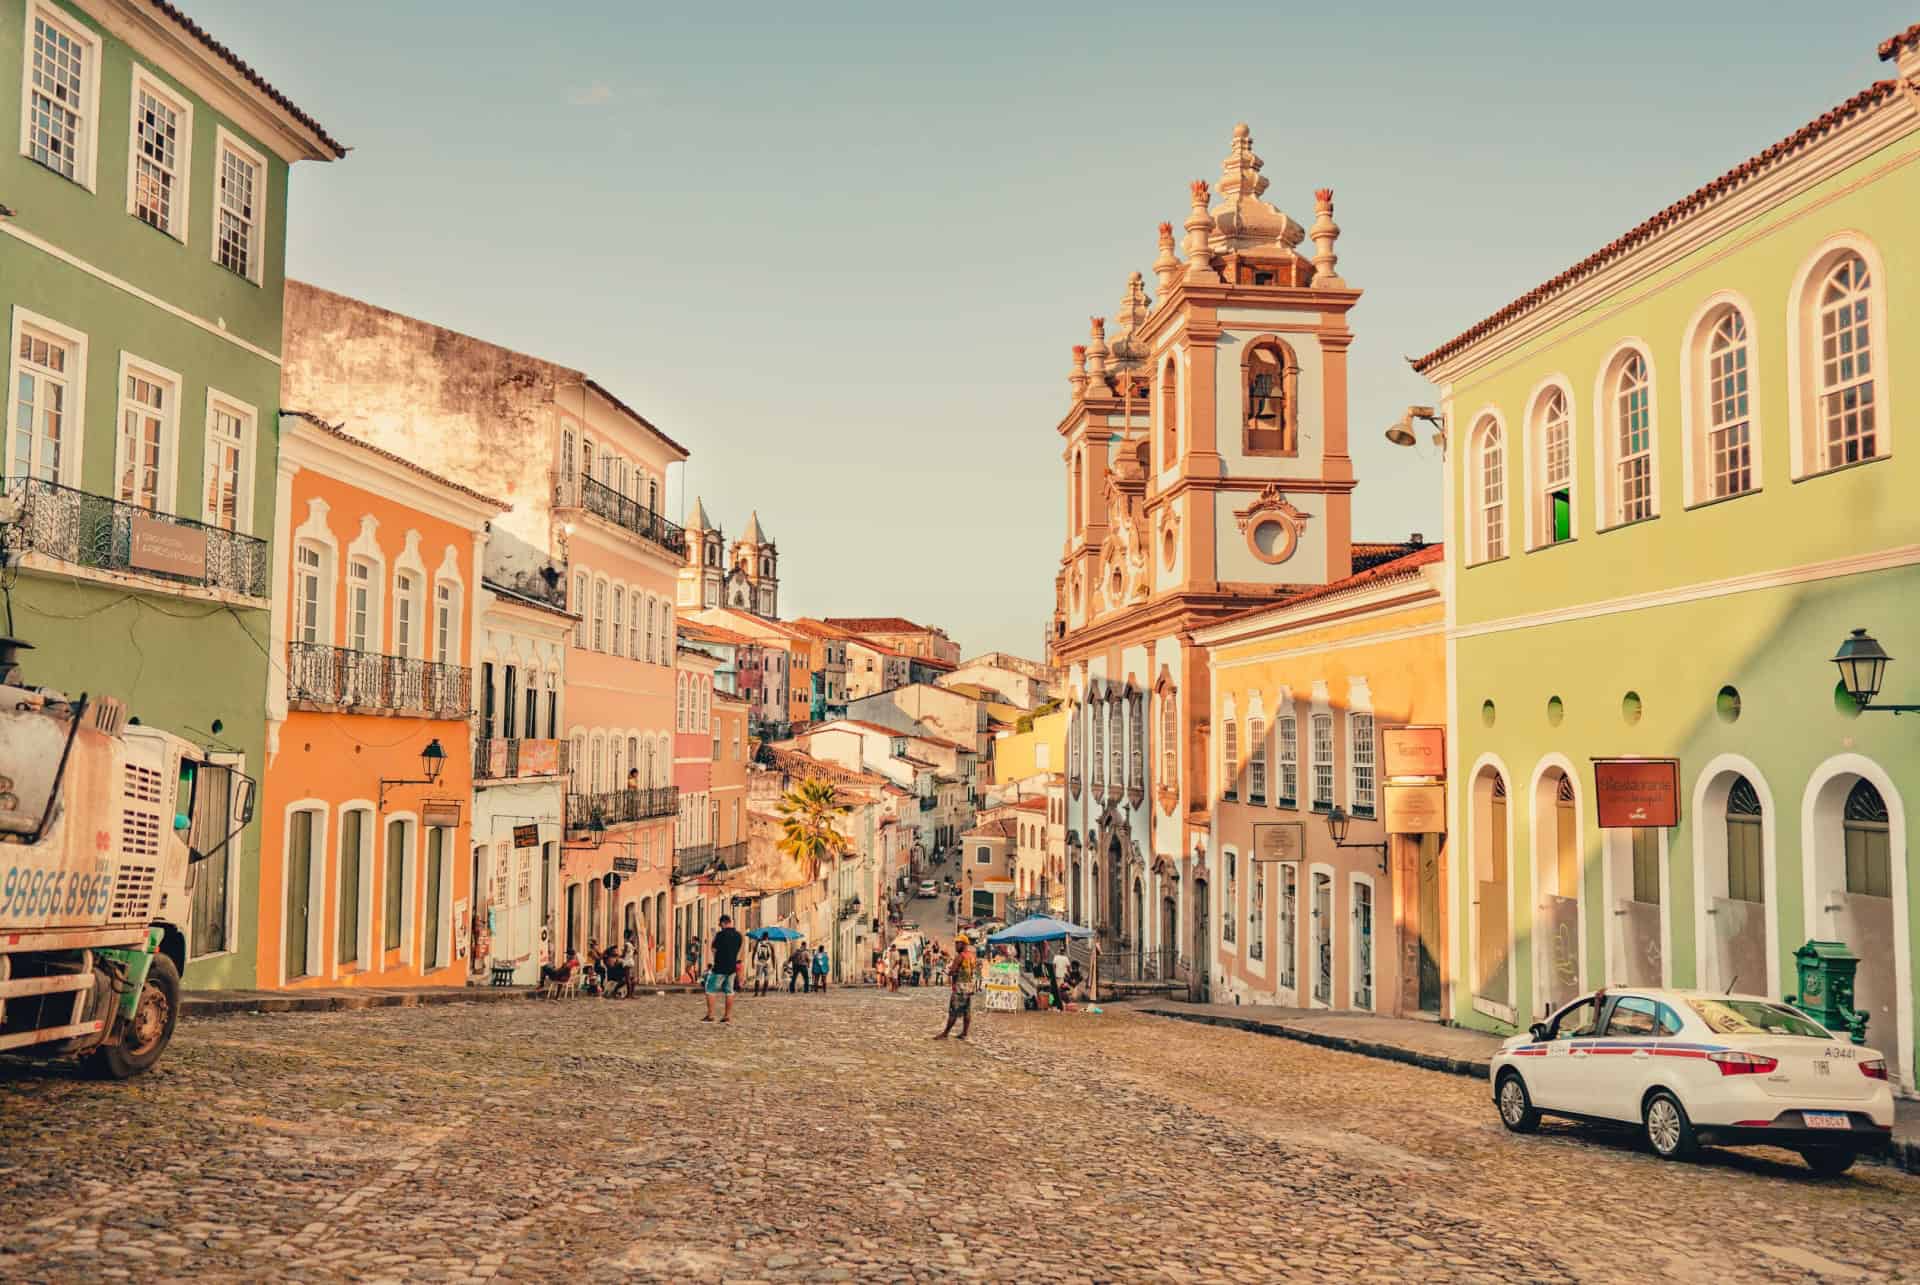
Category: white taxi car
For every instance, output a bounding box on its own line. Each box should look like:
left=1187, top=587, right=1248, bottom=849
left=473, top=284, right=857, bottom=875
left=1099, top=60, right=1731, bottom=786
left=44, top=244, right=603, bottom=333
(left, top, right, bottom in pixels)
left=1491, top=988, right=1894, bottom=1175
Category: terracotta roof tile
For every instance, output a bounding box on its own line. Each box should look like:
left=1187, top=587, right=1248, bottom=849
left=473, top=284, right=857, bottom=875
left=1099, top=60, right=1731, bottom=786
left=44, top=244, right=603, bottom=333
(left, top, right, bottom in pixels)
left=823, top=616, right=934, bottom=634
left=1879, top=22, right=1920, bottom=61
left=283, top=411, right=510, bottom=510
left=145, top=1, right=345, bottom=157
left=1209, top=544, right=1445, bottom=629
left=1411, top=80, right=1903, bottom=374
left=583, top=379, right=688, bottom=460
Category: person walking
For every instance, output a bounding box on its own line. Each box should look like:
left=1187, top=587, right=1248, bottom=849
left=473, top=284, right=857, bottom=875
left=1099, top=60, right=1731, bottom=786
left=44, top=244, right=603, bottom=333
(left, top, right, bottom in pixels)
left=751, top=934, right=776, bottom=997
left=811, top=944, right=830, bottom=992
left=1050, top=945, right=1069, bottom=1011
left=703, top=914, right=744, bottom=1024
left=934, top=934, right=978, bottom=1040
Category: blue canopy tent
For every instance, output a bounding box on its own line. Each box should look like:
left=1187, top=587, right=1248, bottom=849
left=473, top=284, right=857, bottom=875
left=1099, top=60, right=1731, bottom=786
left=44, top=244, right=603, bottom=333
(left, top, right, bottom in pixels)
left=985, top=916, right=1092, bottom=945
left=746, top=925, right=802, bottom=942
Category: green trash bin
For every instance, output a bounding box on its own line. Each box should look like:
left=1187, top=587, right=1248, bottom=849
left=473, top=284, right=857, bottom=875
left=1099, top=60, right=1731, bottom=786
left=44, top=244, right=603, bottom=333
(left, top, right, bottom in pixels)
left=1785, top=939, right=1867, bottom=1045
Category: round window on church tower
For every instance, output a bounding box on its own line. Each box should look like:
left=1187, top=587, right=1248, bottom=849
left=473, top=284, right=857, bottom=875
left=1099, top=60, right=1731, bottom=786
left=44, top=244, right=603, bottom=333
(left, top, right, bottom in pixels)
left=1162, top=526, right=1177, bottom=570
left=1247, top=515, right=1300, bottom=565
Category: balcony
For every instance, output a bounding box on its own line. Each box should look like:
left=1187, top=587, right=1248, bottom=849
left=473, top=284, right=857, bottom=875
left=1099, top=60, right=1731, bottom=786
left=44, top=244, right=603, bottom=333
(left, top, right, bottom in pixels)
left=565, top=785, right=677, bottom=831
left=288, top=642, right=470, bottom=717
left=556, top=475, right=685, bottom=560
left=473, top=737, right=570, bottom=781
left=673, top=842, right=714, bottom=882
left=6, top=477, right=269, bottom=598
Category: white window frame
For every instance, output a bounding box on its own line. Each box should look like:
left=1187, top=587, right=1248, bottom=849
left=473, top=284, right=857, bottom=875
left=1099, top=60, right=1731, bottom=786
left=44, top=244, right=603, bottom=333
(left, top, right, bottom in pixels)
left=6, top=306, right=87, bottom=486
left=200, top=388, right=255, bottom=534
left=1679, top=293, right=1763, bottom=508
left=1469, top=413, right=1506, bottom=564
left=573, top=571, right=588, bottom=648
left=1277, top=709, right=1298, bottom=807
left=345, top=556, right=376, bottom=652
left=1349, top=870, right=1377, bottom=1011
left=434, top=577, right=460, bottom=665
left=114, top=352, right=182, bottom=513
left=279, top=801, right=328, bottom=986
left=20, top=0, right=102, bottom=191
left=125, top=64, right=192, bottom=241
left=392, top=567, right=421, bottom=659
left=333, top=801, right=376, bottom=977
left=1348, top=710, right=1376, bottom=819
left=611, top=584, right=625, bottom=658
left=1310, top=712, right=1335, bottom=812
left=210, top=125, right=268, bottom=286
left=1787, top=236, right=1892, bottom=480
left=1592, top=341, right=1660, bottom=529
left=1524, top=378, right=1577, bottom=549
left=627, top=584, right=641, bottom=658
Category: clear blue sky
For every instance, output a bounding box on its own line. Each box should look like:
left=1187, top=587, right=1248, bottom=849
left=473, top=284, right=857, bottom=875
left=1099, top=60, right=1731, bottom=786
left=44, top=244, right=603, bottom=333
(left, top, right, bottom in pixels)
left=195, top=1, right=1912, bottom=657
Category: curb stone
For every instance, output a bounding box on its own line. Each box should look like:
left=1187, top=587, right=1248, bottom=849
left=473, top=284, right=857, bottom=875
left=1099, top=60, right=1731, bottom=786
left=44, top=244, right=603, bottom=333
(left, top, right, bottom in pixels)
left=1141, top=1005, right=1920, bottom=1175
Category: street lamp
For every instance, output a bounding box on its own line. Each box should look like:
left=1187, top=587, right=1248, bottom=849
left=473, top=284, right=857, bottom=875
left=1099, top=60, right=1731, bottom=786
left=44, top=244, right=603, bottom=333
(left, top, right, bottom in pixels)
left=1323, top=805, right=1388, bottom=873
left=379, top=737, right=448, bottom=807
left=1832, top=628, right=1917, bottom=714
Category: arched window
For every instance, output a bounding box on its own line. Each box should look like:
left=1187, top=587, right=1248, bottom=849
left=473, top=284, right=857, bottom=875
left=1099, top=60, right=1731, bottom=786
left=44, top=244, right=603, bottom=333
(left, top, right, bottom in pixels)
left=1159, top=693, right=1177, bottom=788
left=1725, top=776, right=1763, bottom=904
left=1107, top=700, right=1122, bottom=792
left=1601, top=348, right=1656, bottom=525
left=1843, top=779, right=1891, bottom=898
left=1817, top=254, right=1877, bottom=470
left=1241, top=337, right=1300, bottom=455
left=1159, top=357, right=1179, bottom=468
left=1704, top=309, right=1754, bottom=499
left=1532, top=387, right=1573, bottom=547
left=1090, top=696, right=1105, bottom=788
left=1472, top=416, right=1505, bottom=563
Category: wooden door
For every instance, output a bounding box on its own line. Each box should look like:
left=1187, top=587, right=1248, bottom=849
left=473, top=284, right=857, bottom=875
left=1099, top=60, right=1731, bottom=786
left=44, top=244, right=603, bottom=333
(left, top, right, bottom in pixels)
left=286, top=810, right=313, bottom=979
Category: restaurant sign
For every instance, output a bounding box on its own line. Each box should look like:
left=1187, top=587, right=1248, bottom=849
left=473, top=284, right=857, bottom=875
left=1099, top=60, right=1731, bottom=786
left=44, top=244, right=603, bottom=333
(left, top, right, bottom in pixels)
left=1593, top=758, right=1680, bottom=828
left=1251, top=822, right=1304, bottom=863
left=130, top=515, right=209, bottom=581
left=1381, top=725, right=1445, bottom=779
left=422, top=798, right=462, bottom=828
left=512, top=823, right=540, bottom=849
left=1383, top=783, right=1446, bottom=834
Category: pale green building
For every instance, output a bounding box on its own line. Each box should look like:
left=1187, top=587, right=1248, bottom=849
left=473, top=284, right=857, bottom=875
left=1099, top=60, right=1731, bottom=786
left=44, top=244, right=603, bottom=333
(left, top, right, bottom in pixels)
left=1, top=0, right=341, bottom=987
left=1414, top=27, right=1920, bottom=1092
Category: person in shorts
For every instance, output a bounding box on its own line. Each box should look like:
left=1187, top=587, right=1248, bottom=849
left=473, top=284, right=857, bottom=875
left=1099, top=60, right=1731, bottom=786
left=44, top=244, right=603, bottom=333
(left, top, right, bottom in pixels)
left=751, top=934, right=776, bottom=997
left=703, top=915, right=744, bottom=1024
left=934, top=935, right=978, bottom=1041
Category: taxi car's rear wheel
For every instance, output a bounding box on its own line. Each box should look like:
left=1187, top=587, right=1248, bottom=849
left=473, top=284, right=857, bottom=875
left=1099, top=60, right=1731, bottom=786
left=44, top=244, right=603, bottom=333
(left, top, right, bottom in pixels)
left=1643, top=1090, right=1696, bottom=1161
left=1798, top=1147, right=1855, bottom=1178
left=1496, top=1071, right=1540, bottom=1134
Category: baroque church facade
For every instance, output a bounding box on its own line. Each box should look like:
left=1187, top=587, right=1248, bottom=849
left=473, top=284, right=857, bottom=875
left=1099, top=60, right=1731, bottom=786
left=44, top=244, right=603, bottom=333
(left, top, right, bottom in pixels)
left=1049, top=124, right=1369, bottom=994
left=680, top=499, right=780, bottom=619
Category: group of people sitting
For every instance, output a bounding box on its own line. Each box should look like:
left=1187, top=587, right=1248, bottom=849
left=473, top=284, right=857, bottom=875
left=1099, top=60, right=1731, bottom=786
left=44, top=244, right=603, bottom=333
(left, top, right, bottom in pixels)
left=537, top=933, right=647, bottom=998
left=1013, top=947, right=1087, bottom=1011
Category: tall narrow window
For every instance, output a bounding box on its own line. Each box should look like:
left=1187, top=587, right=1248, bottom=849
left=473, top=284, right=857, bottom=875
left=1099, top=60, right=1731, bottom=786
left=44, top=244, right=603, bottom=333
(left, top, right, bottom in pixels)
left=1725, top=776, right=1763, bottom=903
left=1221, top=714, right=1238, bottom=802
left=1278, top=864, right=1298, bottom=989
left=1247, top=717, right=1267, bottom=806
left=480, top=661, right=496, bottom=739
left=1091, top=700, right=1105, bottom=788
left=1277, top=714, right=1298, bottom=808
left=1843, top=779, right=1891, bottom=899
left=346, top=560, right=372, bottom=652
left=611, top=587, right=625, bottom=658
left=524, top=671, right=538, bottom=739
left=1159, top=361, right=1179, bottom=466
left=572, top=572, right=588, bottom=648
left=27, top=10, right=91, bottom=183
left=338, top=809, right=364, bottom=967
left=644, top=594, right=656, bottom=661
left=592, top=580, right=607, bottom=652
left=1127, top=695, right=1143, bottom=791
left=1222, top=853, right=1236, bottom=944
left=628, top=591, right=641, bottom=658
left=1819, top=254, right=1876, bottom=469
left=204, top=403, right=246, bottom=531
left=1536, top=389, right=1572, bottom=545
left=131, top=80, right=187, bottom=237
left=294, top=545, right=323, bottom=644
left=1107, top=701, right=1122, bottom=793
left=1310, top=714, right=1334, bottom=810
left=12, top=329, right=71, bottom=482
left=1705, top=310, right=1754, bottom=498
left=216, top=137, right=261, bottom=281
left=1159, top=695, right=1177, bottom=788
left=1242, top=339, right=1298, bottom=454
left=1350, top=712, right=1376, bottom=818
left=435, top=582, right=454, bottom=664
left=118, top=368, right=169, bottom=510
left=384, top=819, right=406, bottom=951
left=394, top=572, right=416, bottom=657
left=502, top=665, right=517, bottom=741
left=1615, top=353, right=1654, bottom=523
left=1475, top=418, right=1505, bottom=561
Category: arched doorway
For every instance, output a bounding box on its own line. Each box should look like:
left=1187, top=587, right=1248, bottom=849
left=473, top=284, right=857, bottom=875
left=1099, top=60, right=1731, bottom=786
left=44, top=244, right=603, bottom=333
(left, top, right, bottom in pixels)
left=1531, top=765, right=1581, bottom=1013
left=1131, top=877, right=1145, bottom=967
left=1070, top=858, right=1083, bottom=925
left=1693, top=762, right=1773, bottom=995
left=1105, top=835, right=1124, bottom=946
left=1191, top=876, right=1209, bottom=1002
left=1806, top=763, right=1905, bottom=1083
left=1470, top=765, right=1511, bottom=1008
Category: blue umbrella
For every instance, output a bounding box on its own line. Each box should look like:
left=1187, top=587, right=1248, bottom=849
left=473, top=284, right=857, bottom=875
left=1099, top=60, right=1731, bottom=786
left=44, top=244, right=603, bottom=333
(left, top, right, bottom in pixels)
left=986, top=916, right=1092, bottom=945
left=747, top=925, right=801, bottom=942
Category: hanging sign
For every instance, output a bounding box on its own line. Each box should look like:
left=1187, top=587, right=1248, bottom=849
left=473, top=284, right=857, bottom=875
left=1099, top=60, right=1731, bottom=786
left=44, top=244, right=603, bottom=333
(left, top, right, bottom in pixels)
left=1381, top=725, right=1446, bottom=779
left=1383, top=783, right=1446, bottom=834
left=1593, top=758, right=1680, bottom=828
left=422, top=799, right=462, bottom=827
left=612, top=854, right=639, bottom=874
left=512, top=823, right=540, bottom=849
left=1251, top=822, right=1304, bottom=863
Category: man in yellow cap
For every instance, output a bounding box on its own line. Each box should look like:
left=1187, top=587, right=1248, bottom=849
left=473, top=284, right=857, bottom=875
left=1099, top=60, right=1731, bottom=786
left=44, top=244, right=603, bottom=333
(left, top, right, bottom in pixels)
left=933, top=934, right=979, bottom=1041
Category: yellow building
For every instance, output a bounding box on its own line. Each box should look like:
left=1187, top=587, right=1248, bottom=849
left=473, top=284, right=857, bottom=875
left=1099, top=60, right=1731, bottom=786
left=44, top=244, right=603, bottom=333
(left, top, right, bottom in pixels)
left=991, top=709, right=1067, bottom=784
left=1197, top=546, right=1447, bottom=1018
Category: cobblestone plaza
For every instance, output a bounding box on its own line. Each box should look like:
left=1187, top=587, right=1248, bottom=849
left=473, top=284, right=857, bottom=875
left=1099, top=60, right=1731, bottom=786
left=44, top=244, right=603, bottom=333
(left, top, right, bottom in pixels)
left=4, top=990, right=1916, bottom=1282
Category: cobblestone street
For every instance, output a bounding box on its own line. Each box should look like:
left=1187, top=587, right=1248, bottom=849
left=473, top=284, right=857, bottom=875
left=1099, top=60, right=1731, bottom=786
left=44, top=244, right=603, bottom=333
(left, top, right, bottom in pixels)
left=3, top=990, right=1917, bottom=1282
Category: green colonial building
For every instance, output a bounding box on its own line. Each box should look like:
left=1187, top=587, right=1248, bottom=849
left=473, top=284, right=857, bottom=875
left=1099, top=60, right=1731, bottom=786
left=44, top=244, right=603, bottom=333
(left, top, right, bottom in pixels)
left=1415, top=25, right=1919, bottom=1092
left=1, top=0, right=340, bottom=986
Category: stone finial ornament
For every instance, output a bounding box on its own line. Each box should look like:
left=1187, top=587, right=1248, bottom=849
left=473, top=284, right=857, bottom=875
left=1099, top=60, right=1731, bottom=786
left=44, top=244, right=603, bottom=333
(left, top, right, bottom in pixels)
left=1310, top=187, right=1344, bottom=287
left=1217, top=122, right=1269, bottom=205
left=1109, top=272, right=1151, bottom=369
left=1069, top=344, right=1089, bottom=399
left=1085, top=317, right=1110, bottom=389
left=1153, top=221, right=1179, bottom=295
left=1183, top=181, right=1217, bottom=283
left=1208, top=122, right=1305, bottom=255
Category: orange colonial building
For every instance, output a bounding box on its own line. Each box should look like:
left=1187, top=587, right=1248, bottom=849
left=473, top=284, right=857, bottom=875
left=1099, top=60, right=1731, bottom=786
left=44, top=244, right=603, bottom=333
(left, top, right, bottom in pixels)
left=1196, top=545, right=1447, bottom=1017
left=259, top=412, right=505, bottom=988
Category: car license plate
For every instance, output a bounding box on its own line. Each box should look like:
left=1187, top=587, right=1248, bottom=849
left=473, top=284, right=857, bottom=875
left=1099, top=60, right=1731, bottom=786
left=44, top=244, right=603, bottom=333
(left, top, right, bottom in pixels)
left=1804, top=1111, right=1850, bottom=1131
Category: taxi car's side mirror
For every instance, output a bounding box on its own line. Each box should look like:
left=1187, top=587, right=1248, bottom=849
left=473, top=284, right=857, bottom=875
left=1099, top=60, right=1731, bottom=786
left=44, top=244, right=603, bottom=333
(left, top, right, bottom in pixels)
left=1528, top=1022, right=1549, bottom=1041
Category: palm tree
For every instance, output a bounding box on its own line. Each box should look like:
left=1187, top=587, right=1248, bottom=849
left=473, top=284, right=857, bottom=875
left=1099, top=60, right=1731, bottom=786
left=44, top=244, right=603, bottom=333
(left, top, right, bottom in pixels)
left=776, top=775, right=851, bottom=883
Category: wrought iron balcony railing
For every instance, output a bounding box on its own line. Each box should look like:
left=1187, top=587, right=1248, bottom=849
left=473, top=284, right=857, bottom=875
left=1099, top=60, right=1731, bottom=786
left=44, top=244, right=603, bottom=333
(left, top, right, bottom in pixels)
left=556, top=475, right=685, bottom=559
left=473, top=737, right=571, bottom=781
left=288, top=641, right=470, bottom=716
left=6, top=477, right=269, bottom=598
left=566, top=785, right=677, bottom=830
left=673, top=842, right=715, bottom=881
